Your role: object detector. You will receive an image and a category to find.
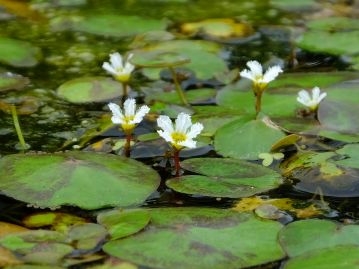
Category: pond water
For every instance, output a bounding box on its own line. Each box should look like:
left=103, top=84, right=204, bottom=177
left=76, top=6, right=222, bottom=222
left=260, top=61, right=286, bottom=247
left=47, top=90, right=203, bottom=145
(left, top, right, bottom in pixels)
left=0, top=0, right=359, bottom=268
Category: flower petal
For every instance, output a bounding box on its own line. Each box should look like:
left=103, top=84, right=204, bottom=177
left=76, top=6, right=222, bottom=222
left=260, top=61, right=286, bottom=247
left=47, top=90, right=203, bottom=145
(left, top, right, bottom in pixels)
left=132, top=105, right=150, bottom=124
left=175, top=113, right=192, bottom=133
left=108, top=103, right=124, bottom=124
left=312, top=87, right=321, bottom=100
left=317, top=92, right=327, bottom=103
left=179, top=138, right=196, bottom=149
left=102, top=62, right=117, bottom=76
left=263, top=65, right=283, bottom=83
left=157, top=115, right=174, bottom=134
left=124, top=98, right=136, bottom=117
left=157, top=130, right=173, bottom=143
left=109, top=52, right=123, bottom=69
left=186, top=122, right=203, bottom=139
left=247, top=60, right=263, bottom=76
left=240, top=69, right=255, bottom=81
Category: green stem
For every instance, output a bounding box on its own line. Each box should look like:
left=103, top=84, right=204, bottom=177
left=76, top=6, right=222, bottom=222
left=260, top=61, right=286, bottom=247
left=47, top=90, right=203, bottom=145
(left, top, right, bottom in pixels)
left=122, top=82, right=128, bottom=99
left=10, top=104, right=28, bottom=151
left=255, top=91, right=263, bottom=119
left=168, top=67, right=189, bottom=106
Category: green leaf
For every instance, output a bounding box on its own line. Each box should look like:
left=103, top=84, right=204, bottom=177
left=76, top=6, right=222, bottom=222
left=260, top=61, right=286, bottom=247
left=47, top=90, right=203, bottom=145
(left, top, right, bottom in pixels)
left=97, top=209, right=151, bottom=240
left=67, top=223, right=107, bottom=250
left=0, top=152, right=160, bottom=209
left=103, top=208, right=285, bottom=269
left=138, top=40, right=227, bottom=80
left=283, top=246, right=359, bottom=269
left=0, top=73, right=29, bottom=92
left=307, top=17, right=359, bottom=31
left=298, top=31, right=359, bottom=56
left=279, top=219, right=359, bottom=257
left=57, top=77, right=123, bottom=103
left=166, top=158, right=282, bottom=198
left=73, top=15, right=167, bottom=37
left=336, top=144, right=359, bottom=169
left=215, top=119, right=286, bottom=160
left=0, top=37, right=42, bottom=67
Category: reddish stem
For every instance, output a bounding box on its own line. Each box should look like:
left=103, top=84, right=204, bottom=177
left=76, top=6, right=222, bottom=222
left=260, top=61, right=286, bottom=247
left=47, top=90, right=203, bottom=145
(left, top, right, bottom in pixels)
left=173, top=149, right=181, bottom=177
left=124, top=134, right=132, bottom=157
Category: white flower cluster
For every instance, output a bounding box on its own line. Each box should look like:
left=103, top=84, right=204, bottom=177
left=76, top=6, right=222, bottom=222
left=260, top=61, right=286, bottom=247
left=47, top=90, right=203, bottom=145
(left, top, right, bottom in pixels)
left=240, top=60, right=327, bottom=111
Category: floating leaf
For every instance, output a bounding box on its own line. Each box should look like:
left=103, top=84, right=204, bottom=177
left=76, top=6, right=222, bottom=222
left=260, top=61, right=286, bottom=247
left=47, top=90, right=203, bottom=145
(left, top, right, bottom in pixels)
left=0, top=37, right=42, bottom=67
left=306, top=17, right=359, bottom=31
left=137, top=40, right=227, bottom=80
left=67, top=223, right=107, bottom=250
left=145, top=88, right=216, bottom=105
left=180, top=18, right=253, bottom=39
left=0, top=152, right=160, bottom=209
left=72, top=15, right=167, bottom=37
left=166, top=158, right=283, bottom=198
left=23, top=212, right=86, bottom=232
left=215, top=119, right=286, bottom=160
left=57, top=77, right=123, bottom=104
left=271, top=0, right=319, bottom=11
left=281, top=152, right=359, bottom=197
left=131, top=51, right=190, bottom=68
left=283, top=246, right=359, bottom=269
left=97, top=209, right=151, bottom=240
left=279, top=219, right=359, bottom=257
left=298, top=31, right=359, bottom=56
left=233, top=197, right=323, bottom=219
left=103, top=208, right=285, bottom=269
left=0, top=73, right=29, bottom=92
left=335, top=144, right=359, bottom=169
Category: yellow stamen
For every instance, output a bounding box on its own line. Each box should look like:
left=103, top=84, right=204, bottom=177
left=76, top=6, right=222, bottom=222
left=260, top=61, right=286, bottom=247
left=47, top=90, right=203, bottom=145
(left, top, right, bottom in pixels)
left=171, top=132, right=187, bottom=150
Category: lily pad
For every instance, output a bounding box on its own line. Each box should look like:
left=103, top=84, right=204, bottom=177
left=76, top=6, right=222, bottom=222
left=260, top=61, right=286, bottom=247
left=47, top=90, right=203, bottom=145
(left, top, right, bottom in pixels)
left=215, top=119, right=286, bottom=160
left=0, top=152, right=160, bottom=209
left=0, top=37, right=42, bottom=67
left=57, top=77, right=123, bottom=103
left=284, top=245, right=359, bottom=269
left=97, top=209, right=151, bottom=240
left=67, top=223, right=107, bottom=250
left=145, top=88, right=216, bottom=105
left=281, top=152, right=359, bottom=197
left=73, top=15, right=167, bottom=37
left=298, top=31, right=359, bottom=56
left=0, top=73, right=29, bottom=92
left=23, top=212, right=86, bottom=232
left=130, top=51, right=190, bottom=68
left=137, top=40, right=227, bottom=80
left=335, top=144, right=359, bottom=169
left=180, top=18, right=253, bottom=39
left=166, top=158, right=283, bottom=198
left=306, top=17, right=359, bottom=31
left=103, top=208, right=285, bottom=269
left=279, top=219, right=359, bottom=257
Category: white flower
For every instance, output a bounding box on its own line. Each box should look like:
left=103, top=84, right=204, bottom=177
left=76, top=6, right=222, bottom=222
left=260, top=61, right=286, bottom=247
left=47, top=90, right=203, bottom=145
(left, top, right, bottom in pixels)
left=108, top=98, right=150, bottom=133
left=240, top=60, right=283, bottom=91
left=297, top=87, right=327, bottom=111
left=102, top=52, right=135, bottom=83
left=157, top=113, right=204, bottom=150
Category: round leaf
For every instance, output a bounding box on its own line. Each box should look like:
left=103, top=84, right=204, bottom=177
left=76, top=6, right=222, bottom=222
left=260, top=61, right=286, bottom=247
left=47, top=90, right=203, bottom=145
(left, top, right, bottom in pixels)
left=103, top=208, right=285, bottom=269
left=73, top=15, right=167, bottom=37
left=215, top=119, right=286, bottom=160
left=97, top=209, right=151, bottom=240
left=57, top=77, right=123, bottom=103
left=0, top=37, right=42, bottom=67
left=279, top=219, right=359, bottom=257
left=0, top=152, right=160, bottom=209
left=283, top=246, right=359, bottom=269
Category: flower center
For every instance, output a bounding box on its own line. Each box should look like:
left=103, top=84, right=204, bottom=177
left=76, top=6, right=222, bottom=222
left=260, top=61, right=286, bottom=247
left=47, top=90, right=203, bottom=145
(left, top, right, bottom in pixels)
left=171, top=132, right=187, bottom=143
left=121, top=116, right=135, bottom=133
